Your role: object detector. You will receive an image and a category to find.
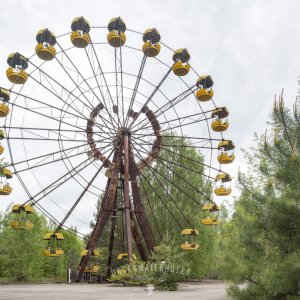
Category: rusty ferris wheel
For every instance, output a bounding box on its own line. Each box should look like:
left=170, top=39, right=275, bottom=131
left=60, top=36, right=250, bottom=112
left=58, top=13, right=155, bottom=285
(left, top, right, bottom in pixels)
left=0, top=17, right=234, bottom=280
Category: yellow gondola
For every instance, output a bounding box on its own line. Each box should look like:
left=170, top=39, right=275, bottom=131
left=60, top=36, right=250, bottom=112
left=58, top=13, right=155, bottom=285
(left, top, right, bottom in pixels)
left=214, top=186, right=232, bottom=196
left=0, top=144, right=4, bottom=154
left=3, top=168, right=12, bottom=179
left=107, top=31, right=126, bottom=47
left=35, top=43, right=56, bottom=61
left=70, top=17, right=90, bottom=48
left=217, top=140, right=235, bottom=164
left=35, top=29, right=57, bottom=61
left=43, top=248, right=63, bottom=257
left=214, top=173, right=232, bottom=196
left=43, top=232, right=64, bottom=257
left=202, top=217, right=220, bottom=225
left=180, top=228, right=199, bottom=251
left=107, top=17, right=126, bottom=47
left=0, top=88, right=9, bottom=117
left=202, top=203, right=220, bottom=212
left=196, top=75, right=214, bottom=101
left=70, top=31, right=90, bottom=48
left=6, top=68, right=28, bottom=84
left=142, top=28, right=161, bottom=57
left=0, top=88, right=10, bottom=102
left=84, top=265, right=100, bottom=273
left=0, top=103, right=10, bottom=117
left=211, top=107, right=229, bottom=132
left=11, top=204, right=34, bottom=229
left=215, top=173, right=231, bottom=181
left=218, top=152, right=235, bottom=164
left=92, top=265, right=100, bottom=271
left=43, top=232, right=64, bottom=240
left=181, top=228, right=199, bottom=235
left=80, top=249, right=100, bottom=257
left=81, top=248, right=101, bottom=273
left=196, top=89, right=214, bottom=101
left=201, top=203, right=220, bottom=225
left=117, top=253, right=137, bottom=260
left=142, top=41, right=161, bottom=57
left=0, top=129, right=4, bottom=140
left=172, top=49, right=190, bottom=76
left=11, top=220, right=33, bottom=229
left=0, top=184, right=12, bottom=195
left=12, top=204, right=33, bottom=213
left=180, top=242, right=199, bottom=250
left=6, top=53, right=29, bottom=84
left=211, top=120, right=228, bottom=132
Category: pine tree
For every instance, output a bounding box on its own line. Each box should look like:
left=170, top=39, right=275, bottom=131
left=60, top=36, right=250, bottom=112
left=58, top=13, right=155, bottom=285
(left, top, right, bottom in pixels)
left=220, top=94, right=300, bottom=299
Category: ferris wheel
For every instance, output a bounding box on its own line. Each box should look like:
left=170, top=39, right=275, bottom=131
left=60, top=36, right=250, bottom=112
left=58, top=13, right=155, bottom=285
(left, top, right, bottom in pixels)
left=0, top=16, right=234, bottom=279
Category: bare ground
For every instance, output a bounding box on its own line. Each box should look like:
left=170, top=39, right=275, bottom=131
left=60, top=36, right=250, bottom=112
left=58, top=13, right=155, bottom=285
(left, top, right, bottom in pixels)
left=0, top=280, right=229, bottom=300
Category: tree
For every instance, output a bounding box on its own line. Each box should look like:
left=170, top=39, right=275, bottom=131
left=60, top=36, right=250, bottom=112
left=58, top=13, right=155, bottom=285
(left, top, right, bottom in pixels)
left=0, top=206, right=83, bottom=282
left=0, top=206, right=47, bottom=282
left=220, top=94, right=300, bottom=299
left=139, top=134, right=218, bottom=279
left=109, top=234, right=189, bottom=290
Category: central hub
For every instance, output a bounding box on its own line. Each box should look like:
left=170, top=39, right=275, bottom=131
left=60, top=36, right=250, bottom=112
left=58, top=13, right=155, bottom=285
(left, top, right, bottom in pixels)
left=118, top=127, right=130, bottom=136
left=86, top=103, right=162, bottom=174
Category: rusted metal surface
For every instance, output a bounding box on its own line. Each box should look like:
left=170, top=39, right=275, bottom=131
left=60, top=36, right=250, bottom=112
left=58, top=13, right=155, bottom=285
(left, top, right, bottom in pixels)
left=106, top=196, right=117, bottom=277
left=136, top=106, right=161, bottom=172
left=77, top=118, right=160, bottom=280
left=86, top=103, right=111, bottom=167
left=123, top=133, right=133, bottom=260
left=76, top=149, right=121, bottom=281
left=130, top=212, right=147, bottom=261
left=129, top=143, right=156, bottom=252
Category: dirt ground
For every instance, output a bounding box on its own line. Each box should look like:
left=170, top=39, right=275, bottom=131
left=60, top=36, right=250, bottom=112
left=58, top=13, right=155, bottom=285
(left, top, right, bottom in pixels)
left=0, top=280, right=229, bottom=300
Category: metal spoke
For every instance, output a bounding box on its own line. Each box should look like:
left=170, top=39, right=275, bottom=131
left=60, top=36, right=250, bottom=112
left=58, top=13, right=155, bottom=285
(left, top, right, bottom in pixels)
left=28, top=58, right=117, bottom=138
left=53, top=148, right=115, bottom=233
left=84, top=46, right=121, bottom=127
left=55, top=41, right=118, bottom=130
left=21, top=143, right=113, bottom=207
left=8, top=142, right=89, bottom=168
left=14, top=146, right=88, bottom=174
left=133, top=142, right=215, bottom=180
left=131, top=142, right=211, bottom=206
left=124, top=55, right=147, bottom=127
left=133, top=110, right=213, bottom=133
left=130, top=85, right=197, bottom=132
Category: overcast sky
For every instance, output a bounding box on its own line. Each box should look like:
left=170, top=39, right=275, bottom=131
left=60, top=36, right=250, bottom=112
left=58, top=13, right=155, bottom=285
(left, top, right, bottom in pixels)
left=0, top=0, right=299, bottom=233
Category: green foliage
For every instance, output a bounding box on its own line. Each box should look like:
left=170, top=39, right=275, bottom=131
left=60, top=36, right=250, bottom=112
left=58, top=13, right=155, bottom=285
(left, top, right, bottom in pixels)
left=0, top=208, right=47, bottom=282
left=0, top=207, right=83, bottom=282
left=109, top=238, right=190, bottom=291
left=41, top=227, right=83, bottom=281
left=139, top=134, right=218, bottom=279
left=148, top=240, right=188, bottom=290
left=220, top=97, right=300, bottom=299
